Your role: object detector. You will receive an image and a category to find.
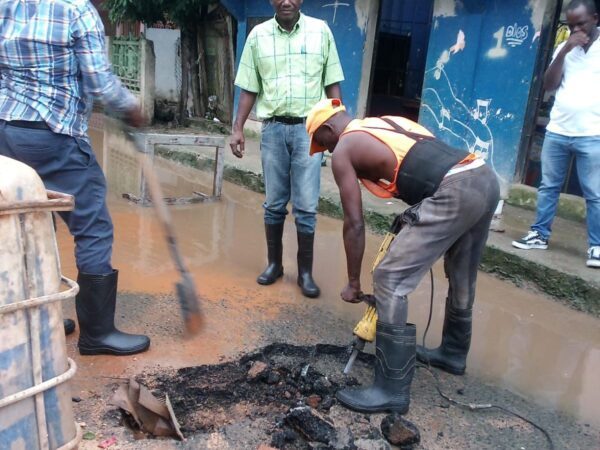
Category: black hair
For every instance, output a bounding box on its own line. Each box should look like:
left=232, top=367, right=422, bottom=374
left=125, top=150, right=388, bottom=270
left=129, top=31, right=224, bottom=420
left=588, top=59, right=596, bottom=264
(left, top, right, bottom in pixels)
left=567, top=0, right=598, bottom=15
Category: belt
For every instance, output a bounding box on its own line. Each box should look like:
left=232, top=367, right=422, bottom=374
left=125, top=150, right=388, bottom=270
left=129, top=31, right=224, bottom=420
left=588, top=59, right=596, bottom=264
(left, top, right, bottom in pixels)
left=264, top=116, right=305, bottom=125
left=2, top=120, right=51, bottom=130
left=445, top=157, right=485, bottom=178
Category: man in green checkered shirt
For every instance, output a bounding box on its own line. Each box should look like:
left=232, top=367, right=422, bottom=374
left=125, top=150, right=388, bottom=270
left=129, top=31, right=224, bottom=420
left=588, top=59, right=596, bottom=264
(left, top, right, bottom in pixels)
left=231, top=0, right=344, bottom=299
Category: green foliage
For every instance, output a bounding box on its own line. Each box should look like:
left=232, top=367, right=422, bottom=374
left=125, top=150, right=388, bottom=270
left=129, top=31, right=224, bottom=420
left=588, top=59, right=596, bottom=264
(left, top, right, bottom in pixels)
left=103, top=0, right=217, bottom=29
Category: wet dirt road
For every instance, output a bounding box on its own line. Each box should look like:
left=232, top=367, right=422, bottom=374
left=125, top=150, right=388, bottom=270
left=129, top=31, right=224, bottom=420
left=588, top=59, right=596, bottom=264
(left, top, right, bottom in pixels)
left=56, top=127, right=600, bottom=445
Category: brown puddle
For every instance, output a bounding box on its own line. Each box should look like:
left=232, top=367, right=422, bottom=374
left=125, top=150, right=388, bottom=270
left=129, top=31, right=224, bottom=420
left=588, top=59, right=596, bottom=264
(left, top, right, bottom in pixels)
left=57, top=125, right=600, bottom=428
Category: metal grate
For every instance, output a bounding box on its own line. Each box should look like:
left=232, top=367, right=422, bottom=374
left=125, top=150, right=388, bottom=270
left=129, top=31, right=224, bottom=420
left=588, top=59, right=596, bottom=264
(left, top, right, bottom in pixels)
left=111, top=36, right=141, bottom=93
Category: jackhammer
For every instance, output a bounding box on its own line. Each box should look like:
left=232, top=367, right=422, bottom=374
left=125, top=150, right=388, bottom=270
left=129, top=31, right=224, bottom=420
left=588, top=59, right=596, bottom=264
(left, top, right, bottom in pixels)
left=343, top=216, right=403, bottom=374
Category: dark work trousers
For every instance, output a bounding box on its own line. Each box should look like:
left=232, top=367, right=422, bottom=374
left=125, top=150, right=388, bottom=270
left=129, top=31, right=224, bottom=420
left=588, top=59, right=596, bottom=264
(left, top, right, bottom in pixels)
left=373, top=164, right=500, bottom=325
left=0, top=121, right=113, bottom=274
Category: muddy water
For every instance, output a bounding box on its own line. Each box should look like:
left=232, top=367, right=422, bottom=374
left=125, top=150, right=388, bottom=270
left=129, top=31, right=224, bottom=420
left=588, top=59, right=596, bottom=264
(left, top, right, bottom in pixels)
left=59, top=125, right=600, bottom=428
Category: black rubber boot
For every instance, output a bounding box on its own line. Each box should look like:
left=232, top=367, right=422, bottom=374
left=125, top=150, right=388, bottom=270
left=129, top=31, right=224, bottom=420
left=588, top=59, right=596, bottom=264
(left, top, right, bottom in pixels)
left=416, top=304, right=472, bottom=375
left=64, top=319, right=76, bottom=336
left=76, top=270, right=150, bottom=356
left=257, top=223, right=284, bottom=285
left=337, top=322, right=415, bottom=414
left=297, top=232, right=320, bottom=298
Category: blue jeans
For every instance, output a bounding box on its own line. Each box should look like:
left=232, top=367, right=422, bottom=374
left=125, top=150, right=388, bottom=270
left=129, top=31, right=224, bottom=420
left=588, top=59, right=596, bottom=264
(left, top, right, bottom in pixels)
left=532, top=131, right=600, bottom=246
left=260, top=120, right=322, bottom=233
left=0, top=121, right=114, bottom=273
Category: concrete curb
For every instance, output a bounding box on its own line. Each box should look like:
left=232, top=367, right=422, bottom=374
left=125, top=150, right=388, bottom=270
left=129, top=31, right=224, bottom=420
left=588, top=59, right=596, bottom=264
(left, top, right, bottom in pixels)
left=507, top=184, right=586, bottom=224
left=156, top=148, right=600, bottom=318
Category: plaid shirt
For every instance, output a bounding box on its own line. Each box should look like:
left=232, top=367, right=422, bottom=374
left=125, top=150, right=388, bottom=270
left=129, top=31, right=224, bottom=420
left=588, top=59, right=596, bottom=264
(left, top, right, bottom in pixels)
left=0, top=0, right=137, bottom=139
left=235, top=13, right=344, bottom=119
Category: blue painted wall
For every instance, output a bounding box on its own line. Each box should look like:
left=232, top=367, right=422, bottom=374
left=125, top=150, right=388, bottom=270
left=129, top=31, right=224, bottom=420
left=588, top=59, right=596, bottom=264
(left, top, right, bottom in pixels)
left=419, top=0, right=555, bottom=185
left=225, top=0, right=372, bottom=118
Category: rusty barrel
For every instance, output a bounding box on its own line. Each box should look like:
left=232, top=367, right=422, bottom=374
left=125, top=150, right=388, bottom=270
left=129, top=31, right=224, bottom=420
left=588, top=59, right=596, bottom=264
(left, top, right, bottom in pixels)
left=0, top=155, right=82, bottom=449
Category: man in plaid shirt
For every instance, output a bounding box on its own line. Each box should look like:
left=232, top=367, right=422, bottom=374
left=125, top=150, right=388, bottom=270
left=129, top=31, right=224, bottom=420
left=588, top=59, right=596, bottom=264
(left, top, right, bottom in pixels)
left=230, top=0, right=344, bottom=299
left=0, top=0, right=150, bottom=356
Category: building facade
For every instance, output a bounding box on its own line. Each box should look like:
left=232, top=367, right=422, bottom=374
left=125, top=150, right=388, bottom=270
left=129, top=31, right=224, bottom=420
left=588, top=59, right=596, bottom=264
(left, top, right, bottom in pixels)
left=97, top=0, right=579, bottom=195
left=419, top=0, right=558, bottom=190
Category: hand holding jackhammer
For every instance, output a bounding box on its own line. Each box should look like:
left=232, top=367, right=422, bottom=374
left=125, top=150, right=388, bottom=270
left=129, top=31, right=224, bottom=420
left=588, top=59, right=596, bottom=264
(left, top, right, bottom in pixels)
left=342, top=212, right=407, bottom=373
left=340, top=212, right=407, bottom=304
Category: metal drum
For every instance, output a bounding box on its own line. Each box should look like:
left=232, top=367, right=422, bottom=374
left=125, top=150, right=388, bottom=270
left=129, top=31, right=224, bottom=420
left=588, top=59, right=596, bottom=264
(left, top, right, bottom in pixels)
left=0, top=155, right=81, bottom=450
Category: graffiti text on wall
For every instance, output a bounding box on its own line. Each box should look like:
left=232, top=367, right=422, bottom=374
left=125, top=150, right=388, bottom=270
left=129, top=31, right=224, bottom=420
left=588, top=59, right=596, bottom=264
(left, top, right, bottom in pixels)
left=489, top=23, right=531, bottom=59
left=322, top=1, right=350, bottom=24
left=505, top=24, right=529, bottom=47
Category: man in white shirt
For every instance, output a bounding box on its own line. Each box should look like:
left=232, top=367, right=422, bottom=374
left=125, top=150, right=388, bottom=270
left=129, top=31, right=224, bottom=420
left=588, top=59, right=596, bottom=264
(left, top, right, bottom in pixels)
left=513, top=0, right=600, bottom=268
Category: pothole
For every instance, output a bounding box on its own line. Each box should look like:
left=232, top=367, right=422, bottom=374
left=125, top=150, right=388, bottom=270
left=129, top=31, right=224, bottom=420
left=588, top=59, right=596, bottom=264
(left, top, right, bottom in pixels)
left=132, top=343, right=413, bottom=449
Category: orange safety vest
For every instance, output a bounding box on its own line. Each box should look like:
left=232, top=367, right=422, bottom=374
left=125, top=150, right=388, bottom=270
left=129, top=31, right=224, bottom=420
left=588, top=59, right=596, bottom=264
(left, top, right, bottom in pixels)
left=340, top=116, right=477, bottom=201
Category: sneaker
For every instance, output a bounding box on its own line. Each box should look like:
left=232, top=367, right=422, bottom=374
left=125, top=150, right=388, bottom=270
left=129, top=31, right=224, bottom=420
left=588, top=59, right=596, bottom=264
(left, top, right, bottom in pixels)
left=512, top=231, right=548, bottom=250
left=587, top=246, right=600, bottom=268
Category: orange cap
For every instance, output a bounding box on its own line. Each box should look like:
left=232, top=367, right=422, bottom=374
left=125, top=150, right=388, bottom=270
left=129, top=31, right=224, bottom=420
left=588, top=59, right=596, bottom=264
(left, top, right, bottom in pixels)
left=306, top=98, right=346, bottom=155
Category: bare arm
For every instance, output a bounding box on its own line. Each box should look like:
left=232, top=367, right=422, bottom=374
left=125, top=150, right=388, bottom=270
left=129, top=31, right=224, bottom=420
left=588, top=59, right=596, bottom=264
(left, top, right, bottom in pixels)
left=544, top=31, right=589, bottom=91
left=325, top=83, right=342, bottom=101
left=332, top=147, right=365, bottom=302
left=230, top=89, right=257, bottom=158
left=544, top=48, right=568, bottom=91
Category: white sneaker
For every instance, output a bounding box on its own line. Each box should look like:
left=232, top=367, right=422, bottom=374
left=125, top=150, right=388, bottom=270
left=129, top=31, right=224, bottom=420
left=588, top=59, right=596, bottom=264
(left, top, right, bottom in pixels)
left=587, top=246, right=600, bottom=268
left=512, top=231, right=549, bottom=250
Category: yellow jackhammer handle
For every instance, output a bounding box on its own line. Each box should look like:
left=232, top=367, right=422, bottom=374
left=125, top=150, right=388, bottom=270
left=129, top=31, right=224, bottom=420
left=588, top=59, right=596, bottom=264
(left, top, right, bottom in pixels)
left=371, top=232, right=396, bottom=272
left=352, top=231, right=397, bottom=343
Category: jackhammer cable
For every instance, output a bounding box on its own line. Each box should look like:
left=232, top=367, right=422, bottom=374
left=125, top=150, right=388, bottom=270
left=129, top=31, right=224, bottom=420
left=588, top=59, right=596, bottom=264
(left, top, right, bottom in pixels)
left=422, top=268, right=435, bottom=348
left=416, top=363, right=555, bottom=450
left=418, top=271, right=555, bottom=450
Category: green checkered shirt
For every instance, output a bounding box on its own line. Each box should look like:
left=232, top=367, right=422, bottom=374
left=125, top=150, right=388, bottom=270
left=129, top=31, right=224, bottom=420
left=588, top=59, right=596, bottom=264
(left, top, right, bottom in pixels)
left=235, top=13, right=344, bottom=119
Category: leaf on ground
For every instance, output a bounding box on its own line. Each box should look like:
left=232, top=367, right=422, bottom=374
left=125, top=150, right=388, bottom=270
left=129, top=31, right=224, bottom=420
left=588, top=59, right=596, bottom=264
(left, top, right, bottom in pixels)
left=82, top=431, right=96, bottom=440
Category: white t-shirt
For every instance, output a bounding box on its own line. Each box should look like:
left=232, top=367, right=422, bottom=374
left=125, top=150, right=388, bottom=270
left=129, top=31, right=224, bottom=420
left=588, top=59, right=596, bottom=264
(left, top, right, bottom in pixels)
left=547, top=29, right=600, bottom=137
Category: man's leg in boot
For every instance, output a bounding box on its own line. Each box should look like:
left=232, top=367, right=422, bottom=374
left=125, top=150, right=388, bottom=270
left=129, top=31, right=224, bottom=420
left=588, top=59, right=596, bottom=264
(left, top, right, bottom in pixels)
left=257, top=222, right=284, bottom=285
left=64, top=319, right=76, bottom=335
left=290, top=123, right=321, bottom=298
left=416, top=298, right=472, bottom=375
left=260, top=121, right=291, bottom=284
left=66, top=154, right=150, bottom=355
left=337, top=265, right=415, bottom=413
left=11, top=131, right=149, bottom=352
left=296, top=230, right=320, bottom=298
left=416, top=174, right=499, bottom=374
left=77, top=270, right=150, bottom=355
left=336, top=312, right=416, bottom=414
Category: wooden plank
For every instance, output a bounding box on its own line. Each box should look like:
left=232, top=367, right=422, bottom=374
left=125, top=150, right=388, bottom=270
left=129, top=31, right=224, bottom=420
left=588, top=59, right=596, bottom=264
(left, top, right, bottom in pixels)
left=143, top=133, right=225, bottom=148
left=139, top=141, right=155, bottom=205
left=122, top=192, right=216, bottom=205
left=212, top=146, right=225, bottom=198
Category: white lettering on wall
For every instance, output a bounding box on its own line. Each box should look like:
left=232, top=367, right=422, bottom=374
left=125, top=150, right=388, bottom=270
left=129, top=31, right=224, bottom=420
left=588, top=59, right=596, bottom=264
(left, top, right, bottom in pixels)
left=505, top=24, right=529, bottom=47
